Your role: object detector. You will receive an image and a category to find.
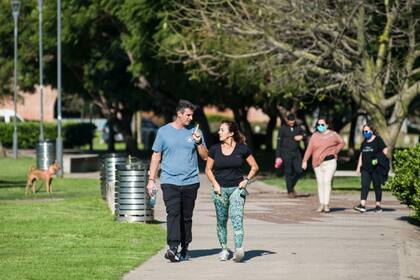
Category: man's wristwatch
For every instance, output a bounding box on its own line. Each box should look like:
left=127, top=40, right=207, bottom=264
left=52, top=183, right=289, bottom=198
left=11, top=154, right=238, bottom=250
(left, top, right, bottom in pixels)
left=195, top=138, right=202, bottom=145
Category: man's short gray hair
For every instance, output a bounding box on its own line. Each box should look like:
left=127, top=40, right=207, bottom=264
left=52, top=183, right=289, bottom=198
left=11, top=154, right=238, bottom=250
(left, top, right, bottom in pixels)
left=176, top=100, right=196, bottom=113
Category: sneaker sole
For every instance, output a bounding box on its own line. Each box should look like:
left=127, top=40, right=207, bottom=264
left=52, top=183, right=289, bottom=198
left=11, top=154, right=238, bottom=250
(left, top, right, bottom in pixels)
left=353, top=207, right=366, bottom=213
left=164, top=252, right=180, bottom=262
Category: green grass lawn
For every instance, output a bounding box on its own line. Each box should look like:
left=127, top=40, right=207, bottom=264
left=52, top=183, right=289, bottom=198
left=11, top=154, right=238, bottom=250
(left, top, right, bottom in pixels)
left=81, top=131, right=127, bottom=151
left=261, top=176, right=391, bottom=193
left=0, top=157, right=165, bottom=280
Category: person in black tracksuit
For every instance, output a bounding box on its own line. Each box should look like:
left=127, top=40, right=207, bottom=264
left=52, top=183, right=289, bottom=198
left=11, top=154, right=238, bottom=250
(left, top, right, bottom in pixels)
left=354, top=123, right=389, bottom=213
left=275, top=114, right=306, bottom=198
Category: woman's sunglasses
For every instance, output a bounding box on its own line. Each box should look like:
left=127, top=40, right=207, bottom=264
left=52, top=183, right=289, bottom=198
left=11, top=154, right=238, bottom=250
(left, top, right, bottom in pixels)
left=317, top=123, right=326, bottom=127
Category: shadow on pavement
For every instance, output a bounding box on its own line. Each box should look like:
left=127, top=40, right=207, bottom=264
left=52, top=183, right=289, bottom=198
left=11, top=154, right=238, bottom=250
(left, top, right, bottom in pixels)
left=328, top=207, right=347, bottom=212
left=295, top=194, right=311, bottom=198
left=397, top=216, right=420, bottom=227
left=366, top=208, right=396, bottom=212
left=243, top=250, right=276, bottom=262
left=190, top=248, right=220, bottom=258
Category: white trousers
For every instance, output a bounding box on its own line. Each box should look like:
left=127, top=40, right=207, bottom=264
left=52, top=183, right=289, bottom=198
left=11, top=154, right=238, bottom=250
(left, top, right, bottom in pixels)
left=313, top=159, right=337, bottom=205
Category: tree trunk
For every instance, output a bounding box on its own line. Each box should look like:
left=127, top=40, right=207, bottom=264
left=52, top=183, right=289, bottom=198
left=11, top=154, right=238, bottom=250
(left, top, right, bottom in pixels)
left=193, top=106, right=214, bottom=146
left=347, top=116, right=357, bottom=158
left=233, top=107, right=254, bottom=149
left=119, top=110, right=138, bottom=155
left=265, top=111, right=277, bottom=151
left=107, top=117, right=116, bottom=153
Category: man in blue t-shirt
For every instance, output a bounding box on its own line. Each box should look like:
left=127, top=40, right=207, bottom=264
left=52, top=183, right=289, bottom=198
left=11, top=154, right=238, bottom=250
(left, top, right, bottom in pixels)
left=147, top=100, right=208, bottom=262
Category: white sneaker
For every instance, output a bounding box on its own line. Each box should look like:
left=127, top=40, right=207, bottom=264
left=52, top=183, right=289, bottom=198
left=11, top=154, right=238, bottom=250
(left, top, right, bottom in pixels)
left=233, top=247, right=244, bottom=262
left=219, top=249, right=229, bottom=261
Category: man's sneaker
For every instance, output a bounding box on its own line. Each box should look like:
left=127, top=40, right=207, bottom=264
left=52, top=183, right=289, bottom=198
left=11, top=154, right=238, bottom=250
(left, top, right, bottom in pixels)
left=233, top=247, right=244, bottom=262
left=374, top=205, right=383, bottom=213
left=354, top=204, right=366, bottom=213
left=219, top=249, right=229, bottom=261
left=179, top=247, right=191, bottom=261
left=164, top=248, right=180, bottom=262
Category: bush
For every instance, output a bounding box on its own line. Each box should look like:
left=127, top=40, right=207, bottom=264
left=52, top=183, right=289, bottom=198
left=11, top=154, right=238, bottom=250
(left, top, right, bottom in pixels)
left=63, top=123, right=96, bottom=148
left=0, top=122, right=95, bottom=149
left=387, top=144, right=420, bottom=220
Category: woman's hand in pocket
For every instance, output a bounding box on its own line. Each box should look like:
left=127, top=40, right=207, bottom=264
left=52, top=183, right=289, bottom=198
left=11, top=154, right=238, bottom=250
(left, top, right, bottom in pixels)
left=239, top=179, right=248, bottom=189
left=213, top=185, right=221, bottom=195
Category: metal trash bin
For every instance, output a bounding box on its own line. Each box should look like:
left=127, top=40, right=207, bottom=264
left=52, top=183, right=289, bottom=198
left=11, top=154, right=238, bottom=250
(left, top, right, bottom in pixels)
left=116, top=162, right=153, bottom=223
left=99, top=153, right=127, bottom=200
left=36, top=140, right=56, bottom=170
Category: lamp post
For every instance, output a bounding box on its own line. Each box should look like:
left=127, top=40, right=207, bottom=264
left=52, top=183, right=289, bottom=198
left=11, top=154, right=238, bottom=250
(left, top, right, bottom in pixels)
left=56, top=0, right=63, bottom=176
left=11, top=0, right=20, bottom=159
left=38, top=0, right=44, bottom=141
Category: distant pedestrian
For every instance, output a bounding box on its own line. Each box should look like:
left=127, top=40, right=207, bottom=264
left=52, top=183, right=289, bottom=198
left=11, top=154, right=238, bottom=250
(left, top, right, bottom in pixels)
left=205, top=120, right=259, bottom=262
left=302, top=117, right=345, bottom=212
left=354, top=124, right=389, bottom=213
left=146, top=100, right=208, bottom=262
left=275, top=113, right=306, bottom=198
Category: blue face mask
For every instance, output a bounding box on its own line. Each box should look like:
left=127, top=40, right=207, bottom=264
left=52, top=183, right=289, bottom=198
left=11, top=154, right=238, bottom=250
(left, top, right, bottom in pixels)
left=317, top=124, right=326, bottom=133
left=363, top=130, right=373, bottom=140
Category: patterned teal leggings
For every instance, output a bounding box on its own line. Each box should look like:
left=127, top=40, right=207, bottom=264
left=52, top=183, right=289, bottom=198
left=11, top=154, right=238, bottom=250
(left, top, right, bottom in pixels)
left=212, top=186, right=247, bottom=250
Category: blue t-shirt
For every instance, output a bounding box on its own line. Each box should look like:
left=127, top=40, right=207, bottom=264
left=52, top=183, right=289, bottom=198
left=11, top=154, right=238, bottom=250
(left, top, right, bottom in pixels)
left=152, top=123, right=205, bottom=186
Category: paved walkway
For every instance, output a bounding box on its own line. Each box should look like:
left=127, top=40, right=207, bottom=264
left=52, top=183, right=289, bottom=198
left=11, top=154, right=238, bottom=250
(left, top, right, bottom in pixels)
left=123, top=175, right=420, bottom=280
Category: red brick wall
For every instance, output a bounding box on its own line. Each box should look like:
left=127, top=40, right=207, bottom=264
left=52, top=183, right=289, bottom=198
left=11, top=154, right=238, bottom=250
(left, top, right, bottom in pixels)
left=1, top=85, right=57, bottom=122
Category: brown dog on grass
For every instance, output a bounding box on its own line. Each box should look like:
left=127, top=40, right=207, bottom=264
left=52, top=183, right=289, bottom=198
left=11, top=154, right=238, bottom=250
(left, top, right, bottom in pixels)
left=25, top=161, right=61, bottom=194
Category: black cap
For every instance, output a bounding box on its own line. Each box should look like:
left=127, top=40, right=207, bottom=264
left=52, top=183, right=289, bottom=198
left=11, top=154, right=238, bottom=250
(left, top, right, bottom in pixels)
left=286, top=114, right=296, bottom=121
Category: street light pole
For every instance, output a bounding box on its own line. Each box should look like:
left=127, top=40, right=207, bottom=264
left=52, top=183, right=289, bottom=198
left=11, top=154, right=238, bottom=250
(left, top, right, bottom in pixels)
left=38, top=0, right=44, bottom=141
left=11, top=0, right=20, bottom=159
left=56, top=0, right=63, bottom=176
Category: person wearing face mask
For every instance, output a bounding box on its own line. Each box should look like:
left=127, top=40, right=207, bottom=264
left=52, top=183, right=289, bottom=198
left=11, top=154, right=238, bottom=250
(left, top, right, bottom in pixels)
left=302, top=117, right=345, bottom=212
left=205, top=120, right=259, bottom=262
left=354, top=124, right=389, bottom=213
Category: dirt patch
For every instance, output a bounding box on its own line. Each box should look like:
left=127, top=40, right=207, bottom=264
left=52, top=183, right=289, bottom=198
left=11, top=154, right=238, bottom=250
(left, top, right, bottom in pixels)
left=245, top=192, right=409, bottom=224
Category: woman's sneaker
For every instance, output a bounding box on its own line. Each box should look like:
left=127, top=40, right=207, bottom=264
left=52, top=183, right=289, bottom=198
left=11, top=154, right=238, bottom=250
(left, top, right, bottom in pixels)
left=164, top=248, right=180, bottom=262
left=354, top=204, right=366, bottom=213
left=233, top=248, right=244, bottom=262
left=374, top=205, right=383, bottom=213
left=219, top=250, right=229, bottom=261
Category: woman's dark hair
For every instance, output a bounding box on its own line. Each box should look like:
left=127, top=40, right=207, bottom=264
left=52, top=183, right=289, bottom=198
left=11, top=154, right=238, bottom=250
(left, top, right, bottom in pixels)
left=362, top=123, right=377, bottom=135
left=314, top=116, right=332, bottom=131
left=221, top=120, right=246, bottom=144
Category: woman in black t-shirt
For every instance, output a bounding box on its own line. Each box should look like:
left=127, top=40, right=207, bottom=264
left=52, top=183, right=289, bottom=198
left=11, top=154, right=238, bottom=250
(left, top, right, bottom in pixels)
left=205, top=120, right=259, bottom=262
left=354, top=124, right=389, bottom=213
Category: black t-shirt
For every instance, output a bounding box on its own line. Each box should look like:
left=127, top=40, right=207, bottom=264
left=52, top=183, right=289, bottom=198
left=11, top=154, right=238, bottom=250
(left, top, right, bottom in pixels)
left=275, top=124, right=306, bottom=157
left=360, top=136, right=387, bottom=172
left=208, top=143, right=252, bottom=187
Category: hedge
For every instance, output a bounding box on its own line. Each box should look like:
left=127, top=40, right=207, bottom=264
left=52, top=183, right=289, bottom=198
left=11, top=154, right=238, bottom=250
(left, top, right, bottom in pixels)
left=0, top=122, right=96, bottom=149
left=387, top=144, right=420, bottom=220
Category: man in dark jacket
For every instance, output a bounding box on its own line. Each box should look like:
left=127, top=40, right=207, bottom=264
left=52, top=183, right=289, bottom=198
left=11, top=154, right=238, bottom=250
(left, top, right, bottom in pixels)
left=275, top=114, right=306, bottom=198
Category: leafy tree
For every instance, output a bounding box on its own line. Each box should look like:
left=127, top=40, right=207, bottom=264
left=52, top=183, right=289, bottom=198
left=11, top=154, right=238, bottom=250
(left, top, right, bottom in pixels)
left=159, top=0, right=420, bottom=153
